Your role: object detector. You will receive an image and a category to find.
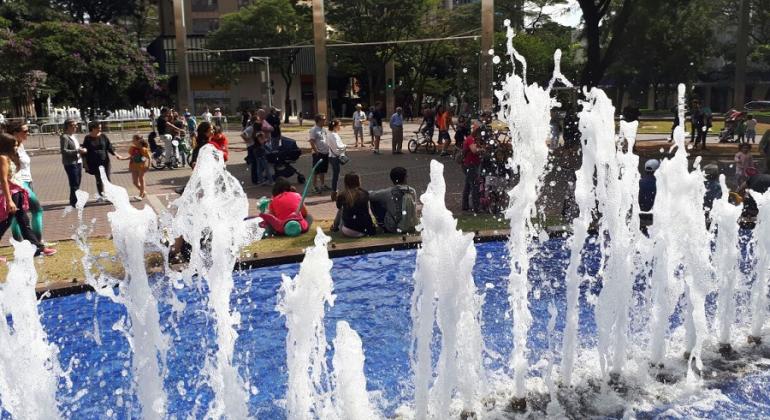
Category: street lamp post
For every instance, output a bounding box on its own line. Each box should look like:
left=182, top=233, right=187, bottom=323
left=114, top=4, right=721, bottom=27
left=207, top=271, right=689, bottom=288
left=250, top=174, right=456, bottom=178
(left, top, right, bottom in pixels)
left=249, top=56, right=272, bottom=109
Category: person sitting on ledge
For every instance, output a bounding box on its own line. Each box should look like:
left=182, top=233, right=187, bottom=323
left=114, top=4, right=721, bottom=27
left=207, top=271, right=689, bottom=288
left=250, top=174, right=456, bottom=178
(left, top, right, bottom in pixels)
left=369, top=166, right=418, bottom=234
left=333, top=172, right=376, bottom=237
left=257, top=177, right=312, bottom=237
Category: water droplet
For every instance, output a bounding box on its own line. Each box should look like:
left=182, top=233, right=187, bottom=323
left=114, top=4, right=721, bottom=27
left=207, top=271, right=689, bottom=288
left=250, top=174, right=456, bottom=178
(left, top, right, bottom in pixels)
left=462, top=68, right=468, bottom=73
left=492, top=56, right=501, bottom=64
left=488, top=48, right=495, bottom=55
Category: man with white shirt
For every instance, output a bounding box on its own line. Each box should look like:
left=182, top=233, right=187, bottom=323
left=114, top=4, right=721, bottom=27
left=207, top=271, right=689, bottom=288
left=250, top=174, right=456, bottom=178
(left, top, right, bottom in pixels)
left=60, top=119, right=86, bottom=207
left=308, top=114, right=330, bottom=194
left=201, top=107, right=213, bottom=123
left=352, top=103, right=366, bottom=147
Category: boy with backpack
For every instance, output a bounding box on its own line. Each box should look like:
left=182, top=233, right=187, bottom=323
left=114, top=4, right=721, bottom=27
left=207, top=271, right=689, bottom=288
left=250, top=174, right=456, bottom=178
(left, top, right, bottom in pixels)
left=369, top=166, right=418, bottom=233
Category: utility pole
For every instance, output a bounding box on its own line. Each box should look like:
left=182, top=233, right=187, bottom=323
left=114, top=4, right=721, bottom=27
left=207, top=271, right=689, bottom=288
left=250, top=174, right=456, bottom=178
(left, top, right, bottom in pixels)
left=733, top=0, right=750, bottom=110
left=173, top=0, right=192, bottom=111
left=385, top=60, right=395, bottom=114
left=479, top=0, right=494, bottom=112
left=312, top=0, right=328, bottom=116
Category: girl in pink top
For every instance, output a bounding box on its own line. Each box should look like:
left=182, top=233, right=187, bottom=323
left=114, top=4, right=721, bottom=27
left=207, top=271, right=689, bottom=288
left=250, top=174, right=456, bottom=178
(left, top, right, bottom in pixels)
left=735, top=143, right=756, bottom=186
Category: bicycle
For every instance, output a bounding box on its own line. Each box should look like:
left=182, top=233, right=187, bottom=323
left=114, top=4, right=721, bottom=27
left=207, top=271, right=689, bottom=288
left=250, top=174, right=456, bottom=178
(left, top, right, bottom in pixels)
left=407, top=130, right=437, bottom=154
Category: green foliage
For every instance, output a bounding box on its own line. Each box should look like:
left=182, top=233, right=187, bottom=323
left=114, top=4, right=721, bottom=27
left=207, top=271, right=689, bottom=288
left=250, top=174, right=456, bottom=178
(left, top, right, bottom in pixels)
left=51, top=0, right=139, bottom=23
left=17, top=22, right=162, bottom=111
left=207, top=0, right=310, bottom=116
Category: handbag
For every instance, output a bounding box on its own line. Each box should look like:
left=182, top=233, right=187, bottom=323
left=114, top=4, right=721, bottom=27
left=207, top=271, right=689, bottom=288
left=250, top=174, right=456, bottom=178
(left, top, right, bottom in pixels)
left=338, top=154, right=350, bottom=165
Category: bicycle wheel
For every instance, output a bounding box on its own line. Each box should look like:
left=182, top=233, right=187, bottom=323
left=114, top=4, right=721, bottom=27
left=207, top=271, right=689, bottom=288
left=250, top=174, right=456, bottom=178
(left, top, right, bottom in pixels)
left=425, top=141, right=437, bottom=154
left=151, top=155, right=165, bottom=170
left=408, top=139, right=418, bottom=153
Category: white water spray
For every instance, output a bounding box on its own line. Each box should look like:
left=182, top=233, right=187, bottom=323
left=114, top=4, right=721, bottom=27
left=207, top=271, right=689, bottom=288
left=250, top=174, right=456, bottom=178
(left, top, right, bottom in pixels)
left=277, top=229, right=337, bottom=420
left=648, top=84, right=713, bottom=374
left=582, top=89, right=642, bottom=378
left=332, top=321, right=379, bottom=419
left=749, top=190, right=770, bottom=338
left=0, top=240, right=61, bottom=420
left=410, top=160, right=484, bottom=419
left=711, top=176, right=742, bottom=345
left=171, top=145, right=262, bottom=418
left=495, top=20, right=569, bottom=398
left=100, top=168, right=169, bottom=418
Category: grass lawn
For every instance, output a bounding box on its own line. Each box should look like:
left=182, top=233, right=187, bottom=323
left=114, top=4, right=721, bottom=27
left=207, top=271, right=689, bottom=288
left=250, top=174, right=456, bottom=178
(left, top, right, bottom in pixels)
left=3, top=214, right=511, bottom=285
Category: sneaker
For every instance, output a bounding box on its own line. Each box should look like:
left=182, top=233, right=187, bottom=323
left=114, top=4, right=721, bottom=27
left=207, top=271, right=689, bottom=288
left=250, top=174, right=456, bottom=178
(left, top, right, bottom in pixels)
left=41, top=248, right=57, bottom=257
left=134, top=195, right=144, bottom=201
left=95, top=196, right=105, bottom=203
left=373, top=150, right=381, bottom=155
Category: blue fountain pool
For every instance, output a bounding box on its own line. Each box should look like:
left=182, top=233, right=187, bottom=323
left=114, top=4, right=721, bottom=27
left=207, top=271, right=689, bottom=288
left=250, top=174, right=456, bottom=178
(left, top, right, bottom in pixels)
left=26, top=239, right=770, bottom=418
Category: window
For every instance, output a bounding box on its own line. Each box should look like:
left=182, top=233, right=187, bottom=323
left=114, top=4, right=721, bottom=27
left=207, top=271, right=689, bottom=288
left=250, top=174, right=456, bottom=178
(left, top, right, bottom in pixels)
left=191, top=0, right=218, bottom=12
left=191, top=18, right=219, bottom=34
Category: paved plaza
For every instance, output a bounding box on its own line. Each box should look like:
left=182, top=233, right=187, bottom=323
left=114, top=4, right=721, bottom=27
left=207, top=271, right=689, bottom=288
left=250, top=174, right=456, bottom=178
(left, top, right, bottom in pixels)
left=16, top=120, right=731, bottom=245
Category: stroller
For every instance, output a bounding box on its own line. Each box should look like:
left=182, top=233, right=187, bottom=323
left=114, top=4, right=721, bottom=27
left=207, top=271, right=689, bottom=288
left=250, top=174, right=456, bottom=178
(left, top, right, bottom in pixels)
left=719, top=109, right=746, bottom=143
left=265, top=137, right=306, bottom=184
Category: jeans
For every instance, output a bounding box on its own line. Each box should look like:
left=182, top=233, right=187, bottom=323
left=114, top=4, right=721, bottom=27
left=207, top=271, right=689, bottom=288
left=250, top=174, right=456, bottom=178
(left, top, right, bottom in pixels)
left=94, top=160, right=111, bottom=195
left=255, top=155, right=273, bottom=184
left=329, top=156, right=341, bottom=192
left=247, top=145, right=259, bottom=184
left=64, top=163, right=82, bottom=207
left=0, top=192, right=43, bottom=253
left=11, top=181, right=43, bottom=240
left=747, top=130, right=756, bottom=143
left=462, top=165, right=481, bottom=211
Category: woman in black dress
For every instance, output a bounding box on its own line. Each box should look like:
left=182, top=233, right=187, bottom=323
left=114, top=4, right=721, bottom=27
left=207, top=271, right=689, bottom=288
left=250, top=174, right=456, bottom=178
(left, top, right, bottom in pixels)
left=82, top=121, right=125, bottom=202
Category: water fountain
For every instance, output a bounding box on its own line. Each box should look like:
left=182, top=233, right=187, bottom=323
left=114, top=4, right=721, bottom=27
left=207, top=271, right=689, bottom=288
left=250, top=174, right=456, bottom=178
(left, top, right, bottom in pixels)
left=3, top=24, right=770, bottom=420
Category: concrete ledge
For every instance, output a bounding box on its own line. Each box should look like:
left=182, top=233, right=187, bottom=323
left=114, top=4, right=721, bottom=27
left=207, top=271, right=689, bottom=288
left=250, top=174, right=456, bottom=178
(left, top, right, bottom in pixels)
left=37, top=227, right=572, bottom=300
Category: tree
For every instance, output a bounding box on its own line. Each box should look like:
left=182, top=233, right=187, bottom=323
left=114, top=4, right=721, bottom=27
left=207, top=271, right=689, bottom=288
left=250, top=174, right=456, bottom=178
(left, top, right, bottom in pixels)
left=0, top=0, right=63, bottom=31
left=207, top=0, right=311, bottom=123
left=52, top=0, right=138, bottom=24
left=21, top=22, right=162, bottom=117
left=327, top=0, right=431, bottom=106
left=576, top=0, right=639, bottom=87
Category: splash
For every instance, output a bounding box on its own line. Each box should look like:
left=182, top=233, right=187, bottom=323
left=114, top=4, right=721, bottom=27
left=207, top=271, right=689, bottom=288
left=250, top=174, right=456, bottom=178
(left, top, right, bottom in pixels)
left=410, top=160, right=484, bottom=419
left=0, top=240, right=61, bottom=420
left=749, top=189, right=770, bottom=339
left=648, top=84, right=713, bottom=376
left=495, top=20, right=569, bottom=398
left=99, top=167, right=169, bottom=418
left=277, top=229, right=337, bottom=419
left=171, top=145, right=262, bottom=418
left=332, top=321, right=379, bottom=419
left=710, top=175, right=742, bottom=345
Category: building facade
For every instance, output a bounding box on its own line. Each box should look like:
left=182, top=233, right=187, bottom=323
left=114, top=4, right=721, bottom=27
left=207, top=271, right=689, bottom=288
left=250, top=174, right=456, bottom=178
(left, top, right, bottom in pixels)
left=149, top=0, right=311, bottom=116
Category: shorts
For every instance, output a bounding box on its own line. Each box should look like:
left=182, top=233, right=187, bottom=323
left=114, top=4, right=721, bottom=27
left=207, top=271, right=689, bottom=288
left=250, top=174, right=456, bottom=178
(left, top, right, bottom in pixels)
left=372, top=126, right=383, bottom=137
left=438, top=130, right=451, bottom=144
left=312, top=152, right=329, bottom=174
left=353, top=126, right=363, bottom=136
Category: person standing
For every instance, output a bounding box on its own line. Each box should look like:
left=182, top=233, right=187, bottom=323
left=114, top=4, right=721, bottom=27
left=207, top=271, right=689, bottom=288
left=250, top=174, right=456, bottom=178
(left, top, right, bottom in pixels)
left=6, top=121, right=44, bottom=241
left=735, top=143, right=756, bottom=187
left=371, top=102, right=384, bottom=154
left=213, top=108, right=223, bottom=129
left=201, top=107, right=213, bottom=124
left=267, top=107, right=282, bottom=149
left=0, top=133, right=55, bottom=256
left=60, top=119, right=85, bottom=207
left=736, top=115, right=747, bottom=144
left=127, top=134, right=151, bottom=200
left=462, top=123, right=484, bottom=213
left=352, top=104, right=367, bottom=147
left=184, top=112, right=197, bottom=137
left=83, top=121, right=126, bottom=202
left=327, top=119, right=347, bottom=201
left=241, top=110, right=251, bottom=130
left=309, top=114, right=330, bottom=194
left=760, top=129, right=770, bottom=174
left=435, top=104, right=454, bottom=156
left=638, top=159, right=659, bottom=233
left=390, top=107, right=404, bottom=154
left=746, top=114, right=758, bottom=144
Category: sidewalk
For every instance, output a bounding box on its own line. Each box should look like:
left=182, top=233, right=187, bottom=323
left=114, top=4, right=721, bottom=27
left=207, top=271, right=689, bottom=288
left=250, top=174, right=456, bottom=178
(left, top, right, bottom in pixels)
left=16, top=122, right=746, bottom=245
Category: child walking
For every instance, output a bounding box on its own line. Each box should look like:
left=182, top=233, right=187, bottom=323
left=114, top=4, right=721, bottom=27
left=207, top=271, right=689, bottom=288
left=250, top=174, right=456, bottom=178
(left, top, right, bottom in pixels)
left=128, top=134, right=150, bottom=200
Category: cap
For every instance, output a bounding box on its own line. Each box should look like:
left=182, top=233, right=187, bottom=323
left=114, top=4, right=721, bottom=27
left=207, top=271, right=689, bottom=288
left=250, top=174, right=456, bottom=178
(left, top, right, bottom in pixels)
left=183, top=112, right=191, bottom=117
left=645, top=159, right=660, bottom=172
left=703, top=164, right=719, bottom=176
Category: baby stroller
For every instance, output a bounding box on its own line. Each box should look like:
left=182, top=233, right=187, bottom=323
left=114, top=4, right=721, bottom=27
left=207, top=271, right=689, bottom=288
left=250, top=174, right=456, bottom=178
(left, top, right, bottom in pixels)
left=266, top=137, right=306, bottom=184
left=719, top=109, right=745, bottom=143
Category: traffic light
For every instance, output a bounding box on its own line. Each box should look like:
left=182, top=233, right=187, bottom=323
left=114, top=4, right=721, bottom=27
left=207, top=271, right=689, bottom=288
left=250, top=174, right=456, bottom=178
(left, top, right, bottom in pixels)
left=386, top=78, right=394, bottom=89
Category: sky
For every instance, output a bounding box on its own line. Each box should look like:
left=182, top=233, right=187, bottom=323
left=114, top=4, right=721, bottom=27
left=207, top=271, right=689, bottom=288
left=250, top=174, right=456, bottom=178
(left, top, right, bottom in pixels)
left=526, top=0, right=582, bottom=28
